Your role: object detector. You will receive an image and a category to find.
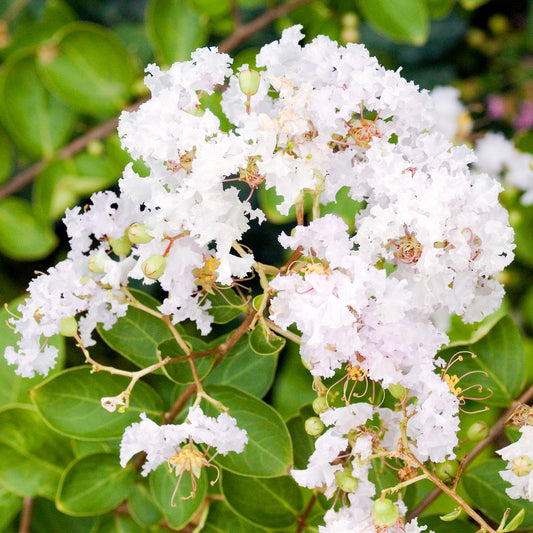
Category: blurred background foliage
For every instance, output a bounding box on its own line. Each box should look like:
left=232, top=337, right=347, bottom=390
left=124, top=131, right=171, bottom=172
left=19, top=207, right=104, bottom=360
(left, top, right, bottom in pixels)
left=0, top=0, right=532, bottom=530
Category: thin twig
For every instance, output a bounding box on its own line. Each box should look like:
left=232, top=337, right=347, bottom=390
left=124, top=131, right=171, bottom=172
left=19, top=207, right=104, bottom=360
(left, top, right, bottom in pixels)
left=18, top=497, right=33, bottom=533
left=296, top=493, right=317, bottom=533
left=408, top=382, right=533, bottom=520
left=218, top=0, right=314, bottom=53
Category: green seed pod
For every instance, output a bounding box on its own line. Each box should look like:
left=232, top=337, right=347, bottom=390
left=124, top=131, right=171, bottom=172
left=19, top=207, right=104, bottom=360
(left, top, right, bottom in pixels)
left=334, top=466, right=358, bottom=493
left=238, top=69, right=261, bottom=96
left=312, top=396, right=329, bottom=415
left=435, top=459, right=459, bottom=484
left=304, top=417, right=325, bottom=437
left=466, top=421, right=489, bottom=442
left=372, top=498, right=399, bottom=528
left=108, top=234, right=132, bottom=256
left=388, top=383, right=407, bottom=400
left=127, top=223, right=153, bottom=244
left=59, top=316, right=78, bottom=337
left=142, top=254, right=166, bottom=280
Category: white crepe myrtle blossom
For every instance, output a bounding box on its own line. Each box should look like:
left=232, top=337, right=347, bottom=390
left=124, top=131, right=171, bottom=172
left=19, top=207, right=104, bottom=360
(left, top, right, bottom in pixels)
left=497, top=425, right=533, bottom=501
left=120, top=407, right=247, bottom=477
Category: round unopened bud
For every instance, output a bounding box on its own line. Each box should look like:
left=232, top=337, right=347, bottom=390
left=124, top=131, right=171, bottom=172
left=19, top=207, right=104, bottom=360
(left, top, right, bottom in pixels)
left=466, top=421, right=489, bottom=442
left=388, top=383, right=407, bottom=400
left=238, top=69, right=261, bottom=96
left=59, top=316, right=78, bottom=337
left=108, top=234, right=131, bottom=257
left=512, top=455, right=533, bottom=477
left=372, top=498, right=399, bottom=528
left=435, top=459, right=459, bottom=484
left=305, top=417, right=324, bottom=436
left=88, top=253, right=106, bottom=273
left=335, top=465, right=358, bottom=493
left=312, top=396, right=329, bottom=415
left=127, top=223, right=153, bottom=244
left=142, top=254, right=166, bottom=279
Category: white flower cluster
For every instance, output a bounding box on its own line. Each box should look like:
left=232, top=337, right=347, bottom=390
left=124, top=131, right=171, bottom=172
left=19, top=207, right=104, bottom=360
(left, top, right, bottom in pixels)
left=4, top=26, right=514, bottom=529
left=498, top=425, right=533, bottom=501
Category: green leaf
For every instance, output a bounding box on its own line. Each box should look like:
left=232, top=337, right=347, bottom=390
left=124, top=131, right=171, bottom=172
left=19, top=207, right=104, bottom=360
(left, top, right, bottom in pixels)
left=271, top=341, right=315, bottom=420
left=221, top=470, right=303, bottom=528
left=0, top=51, right=75, bottom=158
left=0, top=125, right=13, bottom=184
left=31, top=366, right=163, bottom=440
left=438, top=315, right=526, bottom=407
left=257, top=185, right=312, bottom=224
left=34, top=154, right=118, bottom=222
left=203, top=500, right=273, bottom=533
left=159, top=336, right=215, bottom=384
left=37, top=22, right=137, bottom=116
left=204, top=333, right=278, bottom=398
left=249, top=321, right=286, bottom=356
left=320, top=186, right=364, bottom=232
left=0, top=296, right=65, bottom=409
left=72, top=439, right=119, bottom=458
left=425, top=0, right=456, bottom=17
left=418, top=516, right=477, bottom=532
left=95, top=514, right=146, bottom=533
left=57, top=453, right=135, bottom=516
left=149, top=464, right=207, bottom=529
left=0, top=486, right=22, bottom=531
left=204, top=385, right=293, bottom=477
left=502, top=508, right=526, bottom=532
left=146, top=0, right=208, bottom=65
left=189, top=0, right=231, bottom=16
left=462, top=459, right=533, bottom=529
left=0, top=405, right=74, bottom=498
left=97, top=289, right=173, bottom=370
left=128, top=481, right=164, bottom=526
left=0, top=197, right=58, bottom=260
left=356, top=0, right=429, bottom=45
left=207, top=287, right=247, bottom=324
left=31, top=498, right=98, bottom=533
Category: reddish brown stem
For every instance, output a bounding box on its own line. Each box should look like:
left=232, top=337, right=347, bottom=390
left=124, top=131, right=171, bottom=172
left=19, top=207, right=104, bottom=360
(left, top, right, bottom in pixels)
left=18, top=497, right=33, bottom=533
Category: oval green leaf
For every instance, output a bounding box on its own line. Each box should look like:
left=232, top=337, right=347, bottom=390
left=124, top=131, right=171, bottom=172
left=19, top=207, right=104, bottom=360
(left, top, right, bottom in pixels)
left=57, top=453, right=135, bottom=516
left=356, top=0, right=429, bottom=45
left=249, top=322, right=286, bottom=356
left=0, top=486, right=22, bottom=531
left=205, top=385, right=293, bottom=477
left=128, top=481, right=164, bottom=526
left=147, top=0, right=208, bottom=65
left=462, top=459, right=533, bottom=529
left=95, top=514, right=146, bottom=533
left=204, top=334, right=278, bottom=398
left=0, top=125, right=12, bottom=184
left=31, top=366, right=163, bottom=440
left=31, top=498, right=98, bottom=533
left=149, top=464, right=207, bottom=529
left=0, top=51, right=76, bottom=157
left=0, top=197, right=58, bottom=260
left=221, top=470, right=303, bottom=528
left=97, top=289, right=173, bottom=370
left=207, top=287, right=247, bottom=324
left=37, top=22, right=137, bottom=116
left=0, top=405, right=74, bottom=498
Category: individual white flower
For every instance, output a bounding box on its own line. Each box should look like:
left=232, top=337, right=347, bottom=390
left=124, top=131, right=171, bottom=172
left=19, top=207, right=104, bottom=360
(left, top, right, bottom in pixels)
left=497, top=425, right=533, bottom=501
left=120, top=406, right=247, bottom=477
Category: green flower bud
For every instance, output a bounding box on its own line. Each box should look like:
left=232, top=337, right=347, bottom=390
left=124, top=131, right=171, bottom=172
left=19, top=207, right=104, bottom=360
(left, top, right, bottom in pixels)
left=127, top=223, right=153, bottom=244
left=466, top=421, right=489, bottom=442
left=88, top=253, right=106, bottom=273
left=108, top=234, right=131, bottom=257
left=435, top=459, right=459, bottom=484
left=59, top=316, right=78, bottom=337
left=238, top=69, right=261, bottom=96
left=372, top=498, right=399, bottom=528
left=312, top=396, right=329, bottom=415
left=388, top=383, right=407, bottom=400
left=335, top=466, right=358, bottom=493
left=512, top=455, right=533, bottom=477
left=305, top=417, right=324, bottom=436
left=142, top=254, right=166, bottom=279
